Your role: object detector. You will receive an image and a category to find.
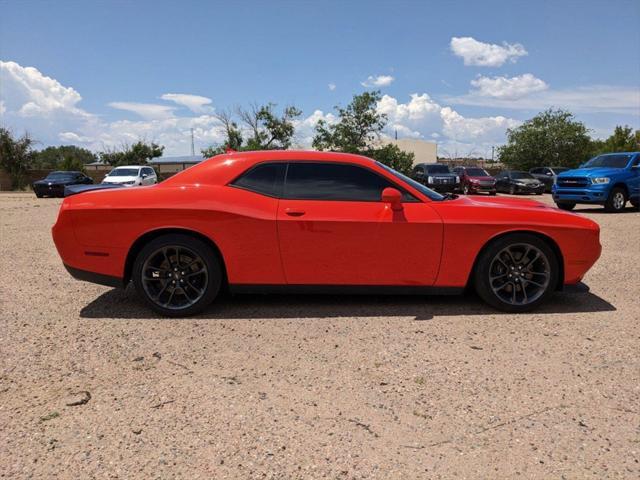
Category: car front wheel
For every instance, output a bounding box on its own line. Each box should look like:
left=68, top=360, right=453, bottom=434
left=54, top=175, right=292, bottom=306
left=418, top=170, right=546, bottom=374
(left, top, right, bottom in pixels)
left=132, top=234, right=222, bottom=316
left=604, top=187, right=627, bottom=213
left=474, top=234, right=559, bottom=312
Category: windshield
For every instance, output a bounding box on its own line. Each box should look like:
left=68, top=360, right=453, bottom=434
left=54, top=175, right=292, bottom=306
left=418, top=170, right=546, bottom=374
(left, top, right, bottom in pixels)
left=582, top=154, right=631, bottom=169
left=46, top=172, right=76, bottom=180
left=376, top=162, right=445, bottom=201
left=425, top=165, right=450, bottom=174
left=511, top=172, right=535, bottom=180
left=465, top=168, right=489, bottom=177
left=108, top=168, right=140, bottom=177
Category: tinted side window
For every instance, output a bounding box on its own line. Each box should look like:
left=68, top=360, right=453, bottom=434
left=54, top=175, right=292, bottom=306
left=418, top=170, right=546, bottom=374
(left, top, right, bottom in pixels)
left=232, top=163, right=286, bottom=197
left=284, top=162, right=407, bottom=202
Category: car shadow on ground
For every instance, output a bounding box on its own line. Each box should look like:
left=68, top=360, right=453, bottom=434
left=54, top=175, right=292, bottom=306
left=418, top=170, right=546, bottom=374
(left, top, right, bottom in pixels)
left=572, top=206, right=639, bottom=214
left=80, top=283, right=615, bottom=321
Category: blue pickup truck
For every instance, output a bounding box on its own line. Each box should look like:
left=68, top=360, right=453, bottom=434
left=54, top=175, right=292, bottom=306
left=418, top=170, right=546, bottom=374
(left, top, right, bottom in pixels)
left=552, top=152, right=640, bottom=212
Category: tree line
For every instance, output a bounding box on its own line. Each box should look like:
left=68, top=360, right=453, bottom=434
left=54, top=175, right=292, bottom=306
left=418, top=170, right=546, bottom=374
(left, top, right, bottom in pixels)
left=1, top=94, right=638, bottom=189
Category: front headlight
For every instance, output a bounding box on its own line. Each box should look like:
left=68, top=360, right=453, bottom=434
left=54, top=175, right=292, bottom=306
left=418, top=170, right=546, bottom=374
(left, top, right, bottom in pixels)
left=591, top=177, right=610, bottom=184
left=515, top=181, right=526, bottom=186
left=427, top=176, right=433, bottom=183
left=124, top=180, right=136, bottom=185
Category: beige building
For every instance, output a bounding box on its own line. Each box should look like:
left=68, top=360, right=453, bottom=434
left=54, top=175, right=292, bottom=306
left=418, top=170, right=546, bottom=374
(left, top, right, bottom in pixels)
left=387, top=138, right=437, bottom=166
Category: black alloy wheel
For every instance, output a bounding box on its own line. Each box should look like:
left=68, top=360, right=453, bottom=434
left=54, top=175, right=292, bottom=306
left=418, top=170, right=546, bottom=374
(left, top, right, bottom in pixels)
left=133, top=234, right=222, bottom=316
left=474, top=233, right=558, bottom=312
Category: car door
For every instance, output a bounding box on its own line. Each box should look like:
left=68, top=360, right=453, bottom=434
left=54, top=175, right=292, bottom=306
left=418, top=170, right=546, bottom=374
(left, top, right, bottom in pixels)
left=495, top=172, right=507, bottom=191
left=276, top=161, right=443, bottom=286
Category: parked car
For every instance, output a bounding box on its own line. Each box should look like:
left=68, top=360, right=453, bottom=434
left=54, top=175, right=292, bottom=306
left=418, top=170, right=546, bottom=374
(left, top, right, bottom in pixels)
left=495, top=171, right=545, bottom=195
left=529, top=167, right=570, bottom=192
left=552, top=152, right=640, bottom=212
left=102, top=166, right=157, bottom=186
left=32, top=171, right=93, bottom=198
left=452, top=166, right=496, bottom=195
left=52, top=150, right=601, bottom=316
left=411, top=163, right=460, bottom=193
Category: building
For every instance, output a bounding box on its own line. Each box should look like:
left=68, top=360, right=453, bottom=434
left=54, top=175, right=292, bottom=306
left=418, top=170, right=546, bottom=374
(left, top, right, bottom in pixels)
left=387, top=138, right=437, bottom=165
left=148, top=155, right=204, bottom=175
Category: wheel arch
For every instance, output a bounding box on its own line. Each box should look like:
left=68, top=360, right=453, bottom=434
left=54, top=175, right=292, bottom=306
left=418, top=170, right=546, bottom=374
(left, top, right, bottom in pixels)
left=123, top=227, right=228, bottom=286
left=610, top=182, right=629, bottom=196
left=466, top=230, right=565, bottom=291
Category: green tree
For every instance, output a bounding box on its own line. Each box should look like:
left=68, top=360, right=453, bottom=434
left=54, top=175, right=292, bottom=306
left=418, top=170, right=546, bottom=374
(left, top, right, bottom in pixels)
left=32, top=145, right=96, bottom=171
left=366, top=144, right=415, bottom=174
left=313, top=91, right=386, bottom=153
left=239, top=103, right=302, bottom=150
left=99, top=141, right=164, bottom=166
left=498, top=109, right=593, bottom=170
left=594, top=125, right=639, bottom=154
left=202, top=110, right=244, bottom=157
left=312, top=91, right=415, bottom=174
left=0, top=128, right=34, bottom=189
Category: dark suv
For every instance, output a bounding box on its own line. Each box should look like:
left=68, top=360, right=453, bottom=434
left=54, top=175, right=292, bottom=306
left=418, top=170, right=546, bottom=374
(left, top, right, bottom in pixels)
left=453, top=166, right=497, bottom=195
left=412, top=164, right=460, bottom=193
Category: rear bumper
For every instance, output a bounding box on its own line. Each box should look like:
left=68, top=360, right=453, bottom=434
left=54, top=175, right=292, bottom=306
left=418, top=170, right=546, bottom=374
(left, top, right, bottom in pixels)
left=64, top=264, right=124, bottom=288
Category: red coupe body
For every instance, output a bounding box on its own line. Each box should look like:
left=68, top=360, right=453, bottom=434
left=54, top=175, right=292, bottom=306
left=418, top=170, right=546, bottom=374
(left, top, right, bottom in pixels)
left=52, top=151, right=601, bottom=302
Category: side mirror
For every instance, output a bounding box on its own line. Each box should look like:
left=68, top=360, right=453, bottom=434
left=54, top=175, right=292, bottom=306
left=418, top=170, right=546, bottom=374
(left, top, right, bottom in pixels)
left=546, top=172, right=553, bottom=176
left=382, top=187, right=403, bottom=211
left=141, top=173, right=148, bottom=178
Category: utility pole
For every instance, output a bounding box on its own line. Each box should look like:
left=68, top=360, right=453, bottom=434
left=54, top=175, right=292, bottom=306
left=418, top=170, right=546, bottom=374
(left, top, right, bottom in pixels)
left=190, top=128, right=195, bottom=156
left=491, top=145, right=495, bottom=163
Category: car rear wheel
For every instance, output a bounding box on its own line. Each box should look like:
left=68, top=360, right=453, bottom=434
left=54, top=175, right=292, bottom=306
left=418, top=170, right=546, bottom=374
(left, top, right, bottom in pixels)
left=474, top=234, right=559, bottom=312
left=555, top=202, right=575, bottom=211
left=132, top=234, right=222, bottom=317
left=604, top=187, right=627, bottom=213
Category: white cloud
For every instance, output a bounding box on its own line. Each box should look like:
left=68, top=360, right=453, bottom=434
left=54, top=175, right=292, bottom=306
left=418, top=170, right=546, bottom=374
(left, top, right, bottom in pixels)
left=361, top=74, right=395, bottom=88
left=440, top=106, right=520, bottom=142
left=108, top=102, right=175, bottom=120
left=160, top=93, right=214, bottom=113
left=59, top=131, right=93, bottom=143
left=445, top=84, right=640, bottom=114
left=450, top=37, right=527, bottom=67
left=328, top=83, right=336, bottom=91
left=470, top=74, right=548, bottom=99
left=377, top=93, right=441, bottom=122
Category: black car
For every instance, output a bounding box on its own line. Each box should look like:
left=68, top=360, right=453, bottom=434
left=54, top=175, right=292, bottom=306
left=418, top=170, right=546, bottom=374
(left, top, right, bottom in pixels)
left=495, top=171, right=545, bottom=195
left=529, top=166, right=570, bottom=192
left=32, top=171, right=93, bottom=198
left=411, top=163, right=460, bottom=193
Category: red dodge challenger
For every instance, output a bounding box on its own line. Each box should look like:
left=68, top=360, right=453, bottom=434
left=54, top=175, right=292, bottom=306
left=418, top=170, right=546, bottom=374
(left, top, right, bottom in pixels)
left=52, top=151, right=601, bottom=316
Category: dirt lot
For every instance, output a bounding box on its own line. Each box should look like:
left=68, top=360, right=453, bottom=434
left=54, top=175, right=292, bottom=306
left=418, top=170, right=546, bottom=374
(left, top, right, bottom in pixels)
left=1, top=192, right=638, bottom=479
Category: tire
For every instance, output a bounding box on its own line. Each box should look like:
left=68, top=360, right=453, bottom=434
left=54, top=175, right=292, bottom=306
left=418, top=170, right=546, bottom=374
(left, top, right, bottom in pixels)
left=536, top=191, right=543, bottom=195
left=473, top=233, right=559, bottom=312
left=509, top=185, right=516, bottom=195
left=604, top=187, right=627, bottom=213
left=132, top=234, right=222, bottom=317
left=489, top=190, right=497, bottom=196
left=35, top=192, right=43, bottom=198
left=555, top=202, right=575, bottom=211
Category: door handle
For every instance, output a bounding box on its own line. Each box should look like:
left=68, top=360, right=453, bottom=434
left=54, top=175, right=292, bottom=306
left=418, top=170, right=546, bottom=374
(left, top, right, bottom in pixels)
left=285, top=208, right=306, bottom=217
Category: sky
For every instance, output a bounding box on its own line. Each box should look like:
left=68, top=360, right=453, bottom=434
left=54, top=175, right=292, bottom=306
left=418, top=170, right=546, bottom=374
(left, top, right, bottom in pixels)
left=1, top=0, right=639, bottom=158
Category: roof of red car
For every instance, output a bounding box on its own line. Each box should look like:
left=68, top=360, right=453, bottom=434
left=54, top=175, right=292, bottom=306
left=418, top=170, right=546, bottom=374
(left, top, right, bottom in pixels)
left=163, top=150, right=378, bottom=186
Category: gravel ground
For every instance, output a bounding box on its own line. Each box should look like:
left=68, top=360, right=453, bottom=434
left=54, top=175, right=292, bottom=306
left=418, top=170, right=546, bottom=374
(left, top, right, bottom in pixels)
left=1, top=192, right=639, bottom=479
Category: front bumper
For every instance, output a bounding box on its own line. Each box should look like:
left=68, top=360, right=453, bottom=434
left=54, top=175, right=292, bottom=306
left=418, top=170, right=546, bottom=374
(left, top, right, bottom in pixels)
left=33, top=184, right=65, bottom=197
left=552, top=183, right=608, bottom=204
left=467, top=183, right=496, bottom=193
left=427, top=183, right=459, bottom=193
left=514, top=184, right=545, bottom=194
